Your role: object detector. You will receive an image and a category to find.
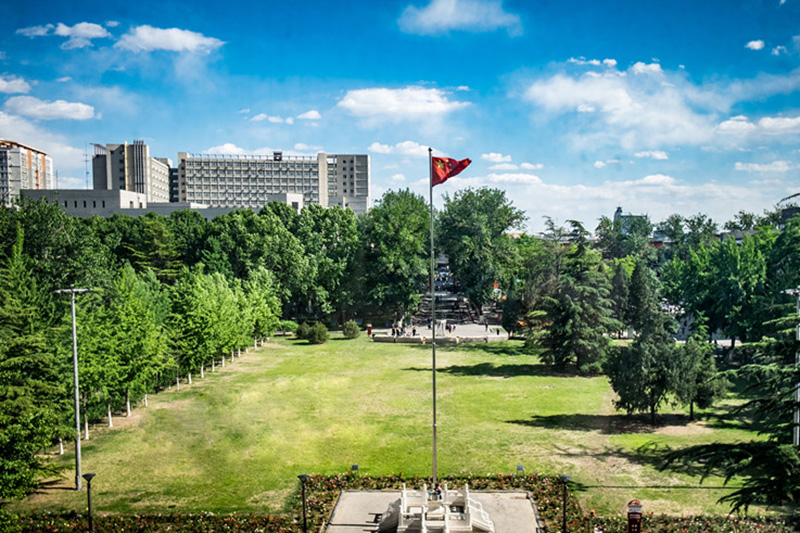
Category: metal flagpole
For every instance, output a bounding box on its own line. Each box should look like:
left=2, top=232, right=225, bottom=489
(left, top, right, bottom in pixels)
left=429, top=147, right=438, bottom=486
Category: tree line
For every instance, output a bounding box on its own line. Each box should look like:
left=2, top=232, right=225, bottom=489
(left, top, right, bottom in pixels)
left=1, top=189, right=799, bottom=511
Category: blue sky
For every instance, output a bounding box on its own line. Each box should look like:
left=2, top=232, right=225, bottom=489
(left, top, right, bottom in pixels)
left=2, top=0, right=799, bottom=232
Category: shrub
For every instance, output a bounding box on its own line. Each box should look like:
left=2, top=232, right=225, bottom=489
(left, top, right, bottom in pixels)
left=307, top=322, right=329, bottom=344
left=342, top=320, right=360, bottom=339
left=279, top=320, right=299, bottom=335
left=296, top=322, right=311, bottom=340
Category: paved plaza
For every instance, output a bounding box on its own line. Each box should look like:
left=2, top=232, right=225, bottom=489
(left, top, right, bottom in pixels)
left=325, top=490, right=543, bottom=533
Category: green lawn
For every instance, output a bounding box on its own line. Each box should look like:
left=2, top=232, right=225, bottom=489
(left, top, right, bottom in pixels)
left=12, top=335, right=763, bottom=517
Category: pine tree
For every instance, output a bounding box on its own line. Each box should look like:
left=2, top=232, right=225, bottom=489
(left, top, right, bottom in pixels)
left=0, top=225, right=64, bottom=498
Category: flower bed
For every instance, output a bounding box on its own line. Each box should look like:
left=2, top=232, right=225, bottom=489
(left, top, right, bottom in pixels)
left=11, top=473, right=795, bottom=532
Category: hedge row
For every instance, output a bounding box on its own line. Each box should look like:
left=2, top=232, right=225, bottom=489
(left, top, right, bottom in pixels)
left=10, top=473, right=795, bottom=532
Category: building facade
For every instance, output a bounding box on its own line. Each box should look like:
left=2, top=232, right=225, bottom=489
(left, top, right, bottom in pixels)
left=177, top=151, right=370, bottom=215
left=93, top=141, right=171, bottom=203
left=327, top=154, right=370, bottom=214
left=0, top=140, right=54, bottom=207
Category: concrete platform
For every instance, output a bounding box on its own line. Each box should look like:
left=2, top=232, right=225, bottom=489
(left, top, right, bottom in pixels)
left=325, top=490, right=543, bottom=533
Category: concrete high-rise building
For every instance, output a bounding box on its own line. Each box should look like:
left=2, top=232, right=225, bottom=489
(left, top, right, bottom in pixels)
left=93, top=141, right=170, bottom=203
left=0, top=140, right=54, bottom=207
left=327, top=154, right=370, bottom=214
left=177, top=151, right=370, bottom=214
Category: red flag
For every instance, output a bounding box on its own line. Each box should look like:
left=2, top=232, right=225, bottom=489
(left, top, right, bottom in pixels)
left=431, top=156, right=471, bottom=186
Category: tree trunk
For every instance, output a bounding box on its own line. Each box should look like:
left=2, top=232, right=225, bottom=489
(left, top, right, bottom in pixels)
left=690, top=400, right=695, bottom=421
left=238, top=348, right=241, bottom=358
left=255, top=338, right=258, bottom=349
left=201, top=364, right=205, bottom=379
left=107, top=402, right=113, bottom=428
left=144, top=394, right=148, bottom=407
left=650, top=404, right=656, bottom=426
left=212, top=359, right=215, bottom=372
left=126, top=388, right=131, bottom=417
left=187, top=372, right=192, bottom=385
left=222, top=355, right=225, bottom=367
left=83, top=398, right=90, bottom=440
left=59, top=438, right=64, bottom=455
left=176, top=375, right=180, bottom=391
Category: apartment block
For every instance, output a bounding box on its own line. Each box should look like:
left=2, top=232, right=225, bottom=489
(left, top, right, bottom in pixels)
left=0, top=140, right=54, bottom=207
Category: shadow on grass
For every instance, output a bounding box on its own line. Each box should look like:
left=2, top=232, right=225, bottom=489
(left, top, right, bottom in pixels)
left=404, top=362, right=556, bottom=378
left=507, top=412, right=694, bottom=434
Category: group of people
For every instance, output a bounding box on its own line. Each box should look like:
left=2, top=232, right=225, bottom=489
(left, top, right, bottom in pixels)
left=390, top=325, right=417, bottom=337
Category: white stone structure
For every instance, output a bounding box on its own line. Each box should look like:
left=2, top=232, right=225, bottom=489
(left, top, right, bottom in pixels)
left=378, top=484, right=495, bottom=533
left=0, top=140, right=54, bottom=207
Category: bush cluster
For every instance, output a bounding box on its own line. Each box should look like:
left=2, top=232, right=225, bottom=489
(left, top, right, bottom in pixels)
left=307, top=322, right=329, bottom=344
left=342, top=320, right=360, bottom=339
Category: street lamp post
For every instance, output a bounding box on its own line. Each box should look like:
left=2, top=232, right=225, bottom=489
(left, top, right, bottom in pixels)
left=82, top=473, right=96, bottom=531
left=559, top=475, right=571, bottom=533
left=54, top=284, right=92, bottom=490
left=297, top=474, right=310, bottom=533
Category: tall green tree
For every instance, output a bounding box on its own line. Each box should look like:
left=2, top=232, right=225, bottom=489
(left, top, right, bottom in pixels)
left=674, top=323, right=725, bottom=420
left=606, top=261, right=678, bottom=424
left=536, top=221, right=619, bottom=374
left=359, top=189, right=430, bottom=321
left=0, top=226, right=64, bottom=498
left=437, top=187, right=526, bottom=313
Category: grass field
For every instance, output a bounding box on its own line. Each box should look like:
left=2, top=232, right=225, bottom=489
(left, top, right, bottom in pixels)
left=12, top=335, right=764, bottom=517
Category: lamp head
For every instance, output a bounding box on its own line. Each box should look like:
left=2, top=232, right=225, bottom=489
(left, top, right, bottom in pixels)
left=82, top=473, right=96, bottom=482
left=297, top=474, right=311, bottom=482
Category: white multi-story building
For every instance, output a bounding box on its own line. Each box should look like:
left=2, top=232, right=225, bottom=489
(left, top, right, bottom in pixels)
left=0, top=140, right=54, bottom=207
left=177, top=151, right=370, bottom=215
left=327, top=154, right=370, bottom=215
left=93, top=141, right=171, bottom=203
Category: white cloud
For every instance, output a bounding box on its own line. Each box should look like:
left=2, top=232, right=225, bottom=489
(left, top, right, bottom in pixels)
left=3, top=96, right=95, bottom=120
left=294, top=143, right=322, bottom=152
left=634, top=150, right=669, bottom=160
left=525, top=61, right=720, bottom=150
left=520, top=162, right=544, bottom=170
left=203, top=143, right=247, bottom=155
left=368, top=140, right=429, bottom=157
left=399, top=0, right=522, bottom=36
left=56, top=76, right=72, bottom=83
left=773, top=46, right=787, bottom=55
left=594, top=159, right=622, bottom=169
left=54, top=22, right=111, bottom=49
left=717, top=114, right=800, bottom=136
left=745, top=40, right=765, bottom=51
left=105, top=20, right=120, bottom=28
left=391, top=173, right=407, bottom=182
left=338, top=86, right=469, bottom=121
left=251, top=114, right=293, bottom=124
left=0, top=111, right=84, bottom=175
left=630, top=62, right=663, bottom=75
left=16, top=24, right=54, bottom=38
left=568, top=57, right=617, bottom=67
left=237, top=108, right=250, bottom=114
left=490, top=163, right=518, bottom=170
left=481, top=152, right=512, bottom=163
left=115, top=25, right=224, bottom=53
left=297, top=109, right=321, bottom=120
left=0, top=75, right=31, bottom=94
left=735, top=160, right=793, bottom=172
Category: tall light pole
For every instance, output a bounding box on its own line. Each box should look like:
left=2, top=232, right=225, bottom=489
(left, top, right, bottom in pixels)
left=54, top=284, right=92, bottom=490
left=782, top=287, right=800, bottom=447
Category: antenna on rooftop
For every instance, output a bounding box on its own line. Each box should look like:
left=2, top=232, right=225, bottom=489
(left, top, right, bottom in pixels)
left=84, top=143, right=90, bottom=189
